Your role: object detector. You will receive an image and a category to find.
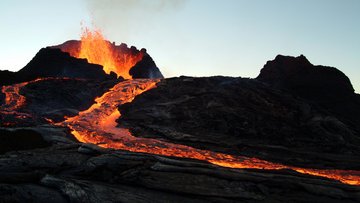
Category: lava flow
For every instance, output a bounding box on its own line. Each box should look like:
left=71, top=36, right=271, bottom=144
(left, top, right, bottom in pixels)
left=58, top=27, right=143, bottom=79
left=0, top=78, right=74, bottom=113
left=0, top=77, right=74, bottom=126
left=63, top=79, right=360, bottom=186
left=1, top=81, right=31, bottom=112
left=0, top=78, right=47, bottom=125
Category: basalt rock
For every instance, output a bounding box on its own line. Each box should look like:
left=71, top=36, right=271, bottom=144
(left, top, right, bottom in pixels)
left=129, top=52, right=164, bottom=79
left=118, top=76, right=360, bottom=169
left=257, top=55, right=360, bottom=137
left=256, top=55, right=354, bottom=97
left=0, top=142, right=359, bottom=202
left=0, top=129, right=50, bottom=154
left=20, top=78, right=119, bottom=123
left=18, top=48, right=115, bottom=81
left=1, top=55, right=360, bottom=202
left=0, top=78, right=119, bottom=127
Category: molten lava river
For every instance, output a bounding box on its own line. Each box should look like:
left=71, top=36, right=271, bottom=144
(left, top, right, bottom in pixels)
left=58, top=79, right=360, bottom=186
left=1, top=25, right=359, bottom=185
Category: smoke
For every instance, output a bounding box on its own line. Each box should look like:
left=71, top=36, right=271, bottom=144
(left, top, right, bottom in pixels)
left=85, top=0, right=186, bottom=41
left=86, top=0, right=185, bottom=12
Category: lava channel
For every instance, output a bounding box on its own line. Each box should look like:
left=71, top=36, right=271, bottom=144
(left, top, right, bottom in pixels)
left=0, top=78, right=55, bottom=125
left=62, top=79, right=360, bottom=186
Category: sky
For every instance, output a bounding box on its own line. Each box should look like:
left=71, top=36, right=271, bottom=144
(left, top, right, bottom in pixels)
left=0, top=0, right=359, bottom=92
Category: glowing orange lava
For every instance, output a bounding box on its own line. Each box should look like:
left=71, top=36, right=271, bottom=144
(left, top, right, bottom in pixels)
left=0, top=78, right=51, bottom=114
left=59, top=27, right=144, bottom=79
left=78, top=28, right=121, bottom=77
left=1, top=82, right=28, bottom=111
left=0, top=81, right=32, bottom=126
left=2, top=78, right=360, bottom=186
left=63, top=79, right=360, bottom=186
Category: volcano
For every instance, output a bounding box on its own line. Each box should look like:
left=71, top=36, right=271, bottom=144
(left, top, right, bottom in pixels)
left=0, top=29, right=360, bottom=202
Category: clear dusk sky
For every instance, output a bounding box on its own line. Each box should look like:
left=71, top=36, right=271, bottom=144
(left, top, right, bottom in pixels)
left=0, top=0, right=359, bottom=92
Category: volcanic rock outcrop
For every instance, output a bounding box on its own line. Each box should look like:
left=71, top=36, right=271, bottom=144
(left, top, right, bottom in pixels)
left=257, top=55, right=360, bottom=139
left=1, top=53, right=360, bottom=202
left=0, top=48, right=115, bottom=86
left=257, top=55, right=354, bottom=98
left=18, top=48, right=114, bottom=80
left=117, top=76, right=360, bottom=169
left=129, top=53, right=164, bottom=78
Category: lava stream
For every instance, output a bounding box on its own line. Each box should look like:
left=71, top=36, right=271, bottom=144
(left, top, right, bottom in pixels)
left=1, top=81, right=30, bottom=112
left=0, top=77, right=77, bottom=126
left=63, top=79, right=360, bottom=186
left=0, top=78, right=51, bottom=120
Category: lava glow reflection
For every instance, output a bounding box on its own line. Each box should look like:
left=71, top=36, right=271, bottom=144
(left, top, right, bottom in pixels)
left=63, top=79, right=360, bottom=186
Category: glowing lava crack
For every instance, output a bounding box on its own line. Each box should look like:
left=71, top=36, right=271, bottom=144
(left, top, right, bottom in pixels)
left=62, top=79, right=360, bottom=186
left=57, top=27, right=144, bottom=79
left=0, top=78, right=69, bottom=126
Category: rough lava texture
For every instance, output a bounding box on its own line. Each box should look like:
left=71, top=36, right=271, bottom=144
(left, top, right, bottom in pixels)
left=1, top=55, right=360, bottom=202
left=118, top=76, right=360, bottom=169
left=1, top=135, right=359, bottom=202
left=21, top=78, right=120, bottom=123
left=257, top=55, right=360, bottom=139
left=0, top=78, right=119, bottom=127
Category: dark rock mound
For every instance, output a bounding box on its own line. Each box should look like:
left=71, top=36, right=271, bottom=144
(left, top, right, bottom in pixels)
left=0, top=78, right=119, bottom=127
left=0, top=70, right=18, bottom=86
left=118, top=76, right=360, bottom=169
left=0, top=129, right=49, bottom=153
left=130, top=50, right=164, bottom=79
left=257, top=55, right=354, bottom=99
left=257, top=55, right=360, bottom=136
left=21, top=78, right=119, bottom=123
left=0, top=48, right=115, bottom=86
left=18, top=48, right=113, bottom=81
